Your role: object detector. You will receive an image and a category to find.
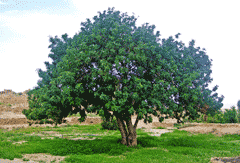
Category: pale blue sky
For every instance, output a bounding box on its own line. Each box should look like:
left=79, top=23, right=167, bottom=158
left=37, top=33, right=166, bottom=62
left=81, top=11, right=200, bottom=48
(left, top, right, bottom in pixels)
left=1, top=0, right=239, bottom=112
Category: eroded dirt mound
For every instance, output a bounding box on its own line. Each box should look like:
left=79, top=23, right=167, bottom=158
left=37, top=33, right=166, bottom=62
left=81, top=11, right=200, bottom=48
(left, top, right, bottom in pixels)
left=0, top=115, right=105, bottom=131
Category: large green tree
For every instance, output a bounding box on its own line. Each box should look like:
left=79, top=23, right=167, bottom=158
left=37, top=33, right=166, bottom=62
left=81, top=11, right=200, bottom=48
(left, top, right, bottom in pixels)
left=23, top=7, right=223, bottom=147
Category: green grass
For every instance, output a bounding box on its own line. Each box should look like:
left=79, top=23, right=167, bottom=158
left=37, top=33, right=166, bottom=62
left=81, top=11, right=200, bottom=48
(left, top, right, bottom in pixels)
left=1, top=117, right=240, bottom=163
left=1, top=101, right=240, bottom=162
left=0, top=102, right=12, bottom=107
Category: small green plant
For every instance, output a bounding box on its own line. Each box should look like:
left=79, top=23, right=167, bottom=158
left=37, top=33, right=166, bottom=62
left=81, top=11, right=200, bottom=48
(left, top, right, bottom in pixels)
left=237, top=111, right=240, bottom=123
left=185, top=114, right=203, bottom=123
left=0, top=102, right=12, bottom=107
left=154, top=126, right=167, bottom=129
left=40, top=119, right=56, bottom=125
left=5, top=103, right=12, bottom=107
left=173, top=123, right=196, bottom=129
left=173, top=123, right=182, bottom=129
left=100, top=115, right=119, bottom=130
left=38, top=119, right=45, bottom=124
left=223, top=106, right=239, bottom=123
left=207, top=112, right=226, bottom=124
left=205, top=114, right=216, bottom=123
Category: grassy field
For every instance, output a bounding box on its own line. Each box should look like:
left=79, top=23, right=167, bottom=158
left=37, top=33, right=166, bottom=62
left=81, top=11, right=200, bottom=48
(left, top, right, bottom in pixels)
left=1, top=112, right=240, bottom=163
left=1, top=91, right=240, bottom=163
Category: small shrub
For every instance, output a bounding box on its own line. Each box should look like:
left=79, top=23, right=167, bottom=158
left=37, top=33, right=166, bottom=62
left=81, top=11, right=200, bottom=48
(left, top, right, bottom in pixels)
left=173, top=123, right=182, bottom=129
left=237, top=112, right=240, bottom=123
left=211, top=112, right=226, bottom=123
left=206, top=114, right=216, bottom=123
left=0, top=102, right=12, bottom=107
left=188, top=112, right=206, bottom=123
left=100, top=115, right=119, bottom=130
left=223, top=106, right=239, bottom=123
left=155, top=126, right=167, bottom=129
left=198, top=114, right=205, bottom=122
left=39, top=120, right=44, bottom=124
left=188, top=114, right=204, bottom=123
left=7, top=103, right=12, bottom=107
left=182, top=117, right=190, bottom=123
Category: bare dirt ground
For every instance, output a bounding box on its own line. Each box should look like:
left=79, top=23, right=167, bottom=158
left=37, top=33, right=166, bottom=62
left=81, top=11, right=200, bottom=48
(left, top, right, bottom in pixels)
left=1, top=90, right=240, bottom=162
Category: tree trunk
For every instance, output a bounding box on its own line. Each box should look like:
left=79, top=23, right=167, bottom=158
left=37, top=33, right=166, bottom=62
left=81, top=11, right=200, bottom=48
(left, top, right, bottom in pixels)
left=114, top=111, right=138, bottom=147
left=200, top=103, right=209, bottom=122
left=204, top=114, right=208, bottom=122
left=115, top=113, right=128, bottom=145
left=195, top=103, right=209, bottom=122
left=126, top=116, right=137, bottom=147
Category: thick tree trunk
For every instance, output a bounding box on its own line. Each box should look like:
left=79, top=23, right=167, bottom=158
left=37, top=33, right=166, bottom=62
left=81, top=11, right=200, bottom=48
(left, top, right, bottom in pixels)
left=125, top=115, right=137, bottom=147
left=114, top=111, right=139, bottom=147
left=115, top=114, right=128, bottom=145
left=198, top=103, right=210, bottom=122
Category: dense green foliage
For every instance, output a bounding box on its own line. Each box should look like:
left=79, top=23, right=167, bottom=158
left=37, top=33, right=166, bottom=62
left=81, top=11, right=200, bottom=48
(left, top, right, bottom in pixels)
left=22, top=7, right=225, bottom=146
left=222, top=106, right=239, bottom=123
left=160, top=37, right=224, bottom=118
left=187, top=108, right=240, bottom=124
left=101, top=115, right=120, bottom=130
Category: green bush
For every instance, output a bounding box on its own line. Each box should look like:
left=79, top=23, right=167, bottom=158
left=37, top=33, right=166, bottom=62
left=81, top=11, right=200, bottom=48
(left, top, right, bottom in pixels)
left=223, top=107, right=239, bottom=123
left=237, top=111, right=240, bottom=123
left=209, top=112, right=226, bottom=123
left=39, top=119, right=56, bottom=125
left=205, top=113, right=224, bottom=123
left=188, top=113, right=205, bottom=123
left=173, top=123, right=182, bottom=129
left=100, top=115, right=120, bottom=130
left=180, top=107, right=240, bottom=124
left=7, top=103, right=12, bottom=107
left=198, top=114, right=205, bottom=122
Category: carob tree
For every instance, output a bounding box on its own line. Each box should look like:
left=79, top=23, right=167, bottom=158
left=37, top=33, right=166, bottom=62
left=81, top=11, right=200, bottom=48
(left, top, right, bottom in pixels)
left=23, top=7, right=224, bottom=147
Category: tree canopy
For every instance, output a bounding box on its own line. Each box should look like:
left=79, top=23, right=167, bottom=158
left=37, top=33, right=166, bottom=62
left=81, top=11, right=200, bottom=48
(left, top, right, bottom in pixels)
left=158, top=36, right=224, bottom=118
left=23, top=7, right=224, bottom=147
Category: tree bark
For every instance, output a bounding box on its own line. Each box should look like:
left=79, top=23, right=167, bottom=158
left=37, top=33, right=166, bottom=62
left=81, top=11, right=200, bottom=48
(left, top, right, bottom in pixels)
left=197, top=103, right=209, bottom=122
left=115, top=113, right=128, bottom=145
left=114, top=111, right=139, bottom=147
left=126, top=114, right=137, bottom=147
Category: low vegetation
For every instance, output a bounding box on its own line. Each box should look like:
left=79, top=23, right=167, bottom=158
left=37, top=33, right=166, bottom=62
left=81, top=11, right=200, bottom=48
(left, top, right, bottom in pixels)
left=1, top=106, right=240, bottom=163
